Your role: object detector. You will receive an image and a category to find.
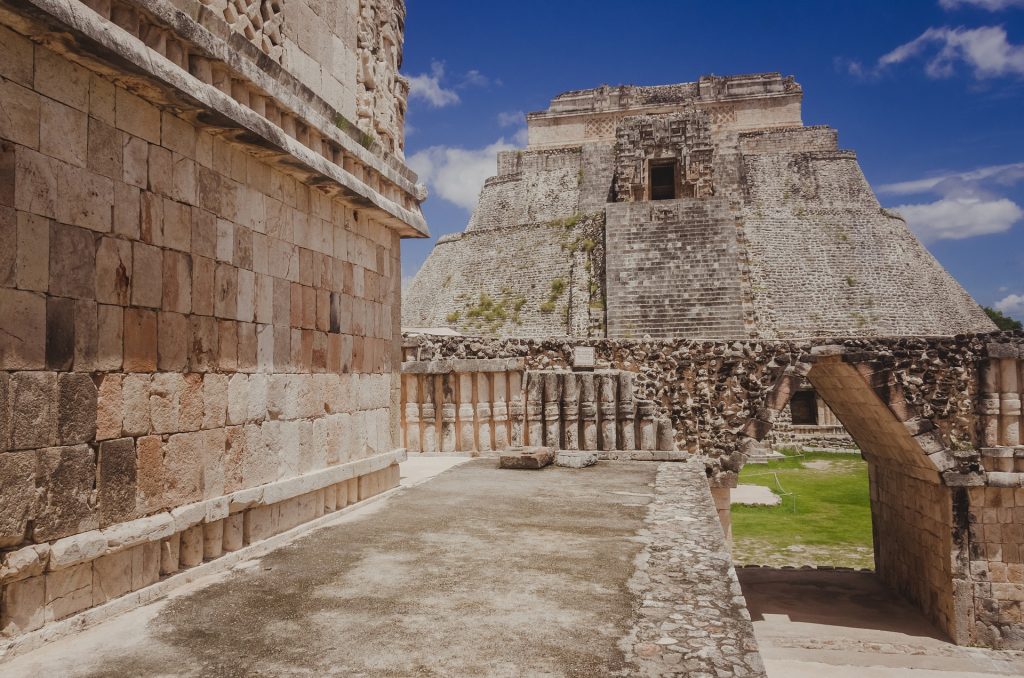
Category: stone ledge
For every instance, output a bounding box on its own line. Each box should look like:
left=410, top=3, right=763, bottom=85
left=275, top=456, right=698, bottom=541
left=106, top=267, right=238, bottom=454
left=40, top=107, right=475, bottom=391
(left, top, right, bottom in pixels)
left=3, top=450, right=406, bottom=579
left=400, top=359, right=526, bottom=375
left=0, top=467, right=404, bottom=662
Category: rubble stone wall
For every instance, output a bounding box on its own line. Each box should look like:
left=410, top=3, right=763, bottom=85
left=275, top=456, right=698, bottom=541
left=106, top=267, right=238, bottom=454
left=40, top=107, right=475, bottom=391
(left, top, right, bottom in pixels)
left=400, top=331, right=1024, bottom=648
left=0, top=0, right=421, bottom=644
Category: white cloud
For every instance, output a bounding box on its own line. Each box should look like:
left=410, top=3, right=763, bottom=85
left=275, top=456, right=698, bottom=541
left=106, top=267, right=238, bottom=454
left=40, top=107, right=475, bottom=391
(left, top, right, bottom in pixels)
left=408, top=132, right=525, bottom=211
left=460, top=70, right=490, bottom=88
left=893, top=196, right=1022, bottom=240
left=995, top=293, right=1024, bottom=316
left=497, top=111, right=526, bottom=128
left=407, top=61, right=460, bottom=108
left=878, top=25, right=1024, bottom=79
left=883, top=162, right=1024, bottom=241
left=878, top=163, right=1024, bottom=195
left=940, top=0, right=1024, bottom=10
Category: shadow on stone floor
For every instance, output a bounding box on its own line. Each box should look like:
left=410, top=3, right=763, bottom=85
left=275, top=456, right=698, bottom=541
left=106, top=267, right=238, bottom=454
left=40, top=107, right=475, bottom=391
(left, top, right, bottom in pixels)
left=737, top=567, right=949, bottom=642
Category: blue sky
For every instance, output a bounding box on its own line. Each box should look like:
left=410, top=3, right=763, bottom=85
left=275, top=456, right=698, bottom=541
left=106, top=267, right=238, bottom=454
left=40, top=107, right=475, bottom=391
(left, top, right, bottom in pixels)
left=399, top=0, right=1024, bottom=321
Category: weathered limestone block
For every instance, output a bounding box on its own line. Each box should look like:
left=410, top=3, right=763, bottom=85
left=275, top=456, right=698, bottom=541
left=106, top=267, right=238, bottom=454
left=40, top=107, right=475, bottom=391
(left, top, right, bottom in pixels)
left=499, top=447, right=555, bottom=470
left=223, top=513, right=244, bottom=552
left=440, top=373, right=456, bottom=453
left=420, top=374, right=438, bottom=453
left=160, top=533, right=181, bottom=575
left=98, top=437, right=137, bottom=526
left=555, top=451, right=599, bottom=469
left=48, top=530, right=106, bottom=571
left=9, top=371, right=57, bottom=450
left=617, top=372, right=636, bottom=450
left=457, top=373, right=475, bottom=451
left=0, top=288, right=45, bottom=369
left=508, top=371, right=524, bottom=448
left=579, top=373, right=598, bottom=451
left=131, top=541, right=161, bottom=592
left=91, top=549, right=133, bottom=606
left=638, top=400, right=658, bottom=451
left=179, top=524, right=204, bottom=568
left=121, top=374, right=151, bottom=436
left=35, top=445, right=98, bottom=542
left=598, top=373, right=617, bottom=451
left=203, top=520, right=224, bottom=560
left=0, top=544, right=50, bottom=584
left=95, top=373, right=123, bottom=440
left=475, top=372, right=492, bottom=452
left=492, top=373, right=510, bottom=450
left=562, top=372, right=581, bottom=450
left=0, top=450, right=39, bottom=547
left=526, top=371, right=544, bottom=447
left=45, top=562, right=93, bottom=622
left=57, top=373, right=97, bottom=445
left=1, top=574, right=45, bottom=635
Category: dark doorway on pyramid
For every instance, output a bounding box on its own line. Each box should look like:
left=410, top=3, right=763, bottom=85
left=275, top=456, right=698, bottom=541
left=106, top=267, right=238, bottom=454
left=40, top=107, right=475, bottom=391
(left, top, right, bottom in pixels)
left=649, top=160, right=678, bottom=200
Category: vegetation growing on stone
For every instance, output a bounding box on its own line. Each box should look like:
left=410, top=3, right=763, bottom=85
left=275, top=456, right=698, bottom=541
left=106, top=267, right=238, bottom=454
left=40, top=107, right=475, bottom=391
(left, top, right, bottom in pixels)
left=454, top=289, right=526, bottom=332
left=985, top=307, right=1023, bottom=331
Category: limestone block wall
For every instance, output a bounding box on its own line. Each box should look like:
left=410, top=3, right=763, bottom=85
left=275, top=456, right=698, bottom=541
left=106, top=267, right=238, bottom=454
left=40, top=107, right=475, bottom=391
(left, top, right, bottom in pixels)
left=605, top=199, right=747, bottom=339
left=739, top=128, right=994, bottom=337
left=402, top=214, right=605, bottom=338
left=0, top=0, right=421, bottom=642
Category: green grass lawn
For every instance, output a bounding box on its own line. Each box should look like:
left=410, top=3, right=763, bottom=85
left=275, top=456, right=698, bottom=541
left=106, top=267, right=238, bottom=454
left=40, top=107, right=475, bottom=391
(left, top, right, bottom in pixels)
left=731, top=450, right=874, bottom=569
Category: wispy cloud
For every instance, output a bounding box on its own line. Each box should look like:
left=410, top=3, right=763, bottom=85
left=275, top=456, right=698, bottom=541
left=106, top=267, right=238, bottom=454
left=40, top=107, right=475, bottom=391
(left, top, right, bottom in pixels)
left=408, top=130, right=526, bottom=212
left=881, top=163, right=1024, bottom=241
left=842, top=24, right=1024, bottom=81
left=408, top=61, right=460, bottom=108
left=460, top=70, right=490, bottom=88
left=940, top=0, right=1024, bottom=10
left=497, top=111, right=526, bottom=128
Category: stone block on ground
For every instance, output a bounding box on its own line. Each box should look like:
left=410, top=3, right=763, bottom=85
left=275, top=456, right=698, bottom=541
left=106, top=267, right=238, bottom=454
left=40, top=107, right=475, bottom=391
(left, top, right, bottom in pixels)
left=499, top=447, right=555, bottom=470
left=555, top=451, right=599, bottom=469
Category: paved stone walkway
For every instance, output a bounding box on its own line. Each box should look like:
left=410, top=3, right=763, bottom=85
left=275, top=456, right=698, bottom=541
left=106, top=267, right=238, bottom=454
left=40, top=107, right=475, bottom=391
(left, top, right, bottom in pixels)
left=1, top=458, right=765, bottom=677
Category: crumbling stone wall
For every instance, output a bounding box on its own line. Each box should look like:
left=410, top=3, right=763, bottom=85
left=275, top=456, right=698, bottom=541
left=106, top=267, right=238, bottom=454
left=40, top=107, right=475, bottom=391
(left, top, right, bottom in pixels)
left=0, top=0, right=423, bottom=644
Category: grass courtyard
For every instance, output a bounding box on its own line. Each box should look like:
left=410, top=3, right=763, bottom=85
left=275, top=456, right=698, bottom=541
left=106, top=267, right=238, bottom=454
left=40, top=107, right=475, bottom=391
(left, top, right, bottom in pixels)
left=731, top=450, right=875, bottom=570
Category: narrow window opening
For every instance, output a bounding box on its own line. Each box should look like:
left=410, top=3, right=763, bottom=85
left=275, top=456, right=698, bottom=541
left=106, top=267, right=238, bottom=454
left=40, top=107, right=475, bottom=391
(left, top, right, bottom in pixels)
left=649, top=161, right=678, bottom=201
left=790, top=391, right=819, bottom=426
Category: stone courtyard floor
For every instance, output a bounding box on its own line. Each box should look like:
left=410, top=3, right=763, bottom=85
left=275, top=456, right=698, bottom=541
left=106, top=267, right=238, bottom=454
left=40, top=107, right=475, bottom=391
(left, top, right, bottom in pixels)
left=740, top=567, right=1024, bottom=677
left=0, top=458, right=760, bottom=677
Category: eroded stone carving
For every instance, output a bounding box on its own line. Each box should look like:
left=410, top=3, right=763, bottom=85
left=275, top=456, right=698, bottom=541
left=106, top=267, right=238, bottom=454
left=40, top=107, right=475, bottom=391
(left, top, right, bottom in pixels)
left=357, top=0, right=409, bottom=156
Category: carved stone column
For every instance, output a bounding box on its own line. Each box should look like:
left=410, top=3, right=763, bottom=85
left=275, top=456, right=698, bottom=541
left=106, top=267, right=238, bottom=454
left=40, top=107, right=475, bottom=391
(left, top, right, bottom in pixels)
left=979, top=359, right=1001, bottom=448
left=598, top=373, right=617, bottom=451
left=657, top=417, right=674, bottom=451
left=617, top=372, right=636, bottom=450
left=544, top=372, right=563, bottom=448
left=403, top=374, right=421, bottom=453
left=579, top=373, right=598, bottom=451
left=638, top=399, right=657, bottom=451
left=440, top=373, right=457, bottom=453
left=526, top=371, right=544, bottom=447
left=493, top=373, right=510, bottom=450
left=1001, top=358, right=1021, bottom=447
left=509, top=371, right=524, bottom=448
left=476, top=372, right=492, bottom=453
left=458, top=373, right=475, bottom=452
left=562, top=373, right=580, bottom=450
left=421, top=375, right=438, bottom=453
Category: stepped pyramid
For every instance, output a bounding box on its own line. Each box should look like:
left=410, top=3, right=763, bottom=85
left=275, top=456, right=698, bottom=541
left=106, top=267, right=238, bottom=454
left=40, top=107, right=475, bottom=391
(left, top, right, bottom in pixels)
left=403, top=73, right=995, bottom=339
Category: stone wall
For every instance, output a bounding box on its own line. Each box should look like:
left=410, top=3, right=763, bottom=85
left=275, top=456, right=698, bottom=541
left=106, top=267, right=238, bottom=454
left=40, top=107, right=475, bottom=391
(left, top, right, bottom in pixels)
left=604, top=198, right=747, bottom=340
left=0, top=0, right=423, bottom=644
left=398, top=331, right=1024, bottom=648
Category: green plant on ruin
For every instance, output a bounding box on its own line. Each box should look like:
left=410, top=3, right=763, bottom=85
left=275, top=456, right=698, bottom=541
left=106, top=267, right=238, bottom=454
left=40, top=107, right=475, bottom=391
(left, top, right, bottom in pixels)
left=539, top=278, right=567, bottom=314
left=850, top=311, right=869, bottom=328
left=845, top=275, right=857, bottom=287
left=442, top=273, right=452, bottom=289
left=577, top=168, right=585, bottom=187
left=458, top=289, right=526, bottom=333
left=539, top=300, right=556, bottom=313
left=446, top=311, right=461, bottom=324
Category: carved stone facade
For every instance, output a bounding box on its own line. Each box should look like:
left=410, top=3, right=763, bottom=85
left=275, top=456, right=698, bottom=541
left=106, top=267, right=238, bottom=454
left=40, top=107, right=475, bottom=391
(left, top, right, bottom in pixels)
left=356, top=0, right=409, bottom=157
left=403, top=72, right=995, bottom=340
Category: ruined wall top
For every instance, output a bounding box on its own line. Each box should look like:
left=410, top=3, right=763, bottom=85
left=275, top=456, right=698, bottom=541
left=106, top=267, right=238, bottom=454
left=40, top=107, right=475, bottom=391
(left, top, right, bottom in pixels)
left=527, top=73, right=803, bottom=148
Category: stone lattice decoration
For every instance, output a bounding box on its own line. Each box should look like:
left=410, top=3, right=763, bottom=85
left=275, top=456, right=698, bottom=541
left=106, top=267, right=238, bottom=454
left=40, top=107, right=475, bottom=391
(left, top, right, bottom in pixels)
left=220, top=0, right=284, bottom=58
left=356, top=0, right=409, bottom=156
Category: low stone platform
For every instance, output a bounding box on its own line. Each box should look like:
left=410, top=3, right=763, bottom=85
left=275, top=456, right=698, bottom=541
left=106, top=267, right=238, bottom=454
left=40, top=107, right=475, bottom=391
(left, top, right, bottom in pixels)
left=0, top=458, right=761, bottom=676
